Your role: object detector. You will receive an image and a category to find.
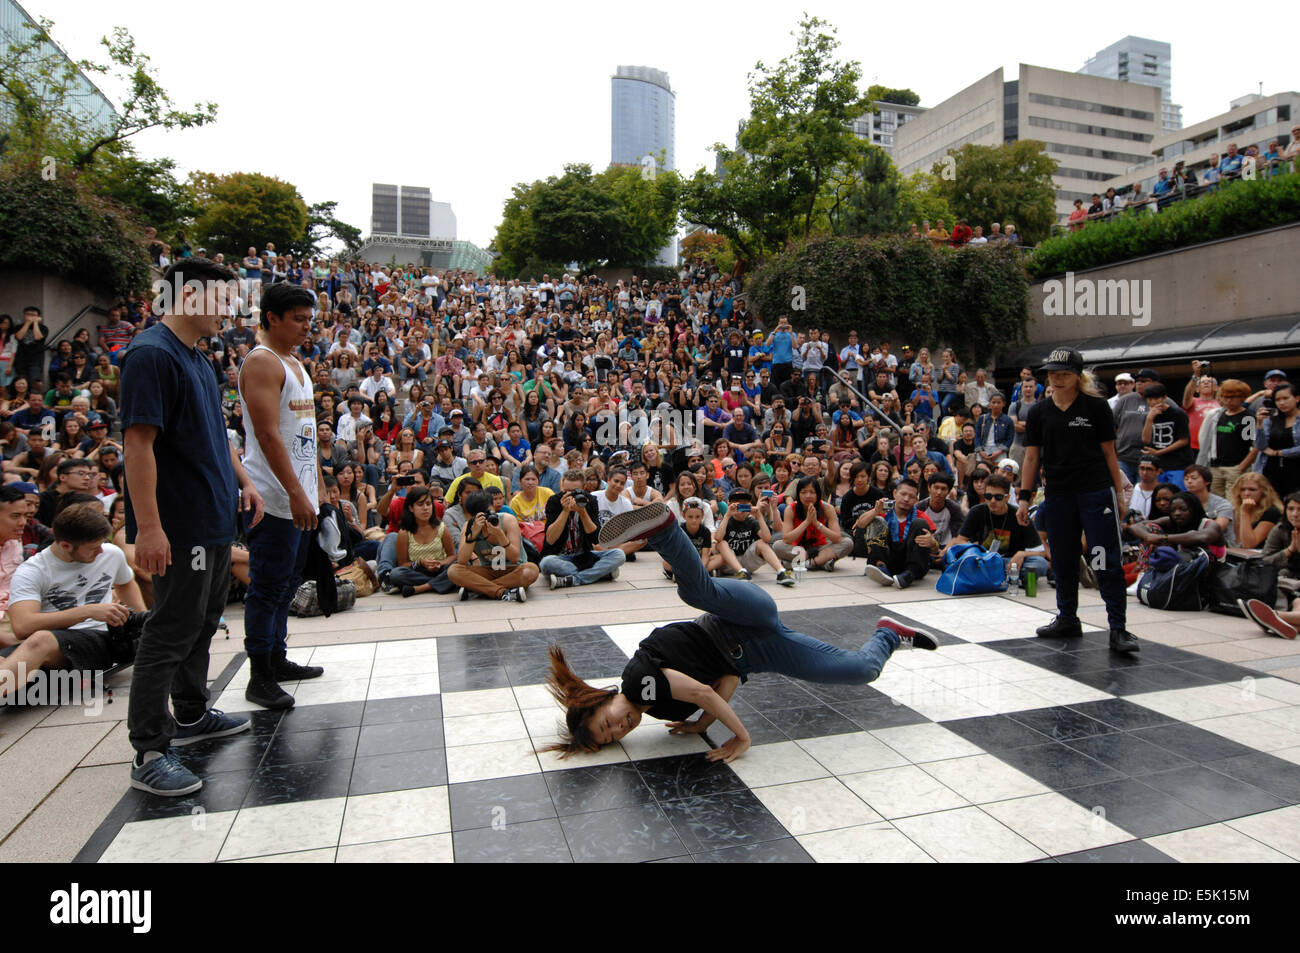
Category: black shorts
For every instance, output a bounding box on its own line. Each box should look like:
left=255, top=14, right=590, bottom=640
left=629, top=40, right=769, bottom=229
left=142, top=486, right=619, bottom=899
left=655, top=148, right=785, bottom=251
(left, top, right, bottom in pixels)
left=0, top=628, right=112, bottom=672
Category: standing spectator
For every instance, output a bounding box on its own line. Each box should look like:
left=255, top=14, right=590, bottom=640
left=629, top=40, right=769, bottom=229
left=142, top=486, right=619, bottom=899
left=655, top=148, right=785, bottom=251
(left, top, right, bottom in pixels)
left=1112, top=368, right=1160, bottom=482
left=1108, top=372, right=1135, bottom=413
left=14, top=307, right=48, bottom=388
left=1140, top=382, right=1193, bottom=489
left=766, top=316, right=796, bottom=388
left=1067, top=199, right=1088, bottom=231
left=1018, top=348, right=1136, bottom=654
left=1197, top=379, right=1257, bottom=497
left=1253, top=382, right=1300, bottom=498
left=122, top=259, right=266, bottom=796
left=1182, top=361, right=1219, bottom=454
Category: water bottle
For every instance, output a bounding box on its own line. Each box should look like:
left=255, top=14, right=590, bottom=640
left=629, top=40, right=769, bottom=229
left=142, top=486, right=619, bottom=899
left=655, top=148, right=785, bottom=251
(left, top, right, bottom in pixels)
left=1007, top=564, right=1020, bottom=591
left=792, top=553, right=807, bottom=587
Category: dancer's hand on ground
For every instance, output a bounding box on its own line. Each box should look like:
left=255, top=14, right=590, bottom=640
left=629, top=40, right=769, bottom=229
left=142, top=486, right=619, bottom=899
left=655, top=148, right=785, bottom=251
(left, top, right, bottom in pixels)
left=705, top=735, right=750, bottom=763
left=667, top=719, right=710, bottom=735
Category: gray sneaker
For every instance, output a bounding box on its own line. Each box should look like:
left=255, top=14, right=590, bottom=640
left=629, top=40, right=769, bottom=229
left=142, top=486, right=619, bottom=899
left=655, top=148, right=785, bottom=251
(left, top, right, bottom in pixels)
left=130, top=749, right=203, bottom=797
left=863, top=564, right=895, bottom=586
left=172, top=709, right=251, bottom=747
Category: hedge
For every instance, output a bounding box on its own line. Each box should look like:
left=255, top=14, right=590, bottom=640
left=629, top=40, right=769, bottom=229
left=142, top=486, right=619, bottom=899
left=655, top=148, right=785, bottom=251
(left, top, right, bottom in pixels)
left=1027, top=171, right=1300, bottom=280
left=0, top=162, right=151, bottom=297
left=745, top=234, right=1029, bottom=364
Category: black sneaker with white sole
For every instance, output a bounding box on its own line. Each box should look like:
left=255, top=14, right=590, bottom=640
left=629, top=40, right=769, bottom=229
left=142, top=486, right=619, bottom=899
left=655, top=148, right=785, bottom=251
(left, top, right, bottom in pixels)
left=863, top=564, right=894, bottom=586
left=599, top=502, right=675, bottom=548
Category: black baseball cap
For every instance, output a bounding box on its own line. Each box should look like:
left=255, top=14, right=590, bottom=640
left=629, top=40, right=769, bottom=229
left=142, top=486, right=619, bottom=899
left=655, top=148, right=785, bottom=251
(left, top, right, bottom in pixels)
left=1040, top=347, right=1084, bottom=373
left=1136, top=368, right=1161, bottom=381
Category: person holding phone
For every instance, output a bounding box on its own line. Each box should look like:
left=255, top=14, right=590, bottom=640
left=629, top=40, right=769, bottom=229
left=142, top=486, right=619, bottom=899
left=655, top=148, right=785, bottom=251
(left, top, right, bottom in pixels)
left=712, top=489, right=795, bottom=585
left=1018, top=347, right=1137, bottom=653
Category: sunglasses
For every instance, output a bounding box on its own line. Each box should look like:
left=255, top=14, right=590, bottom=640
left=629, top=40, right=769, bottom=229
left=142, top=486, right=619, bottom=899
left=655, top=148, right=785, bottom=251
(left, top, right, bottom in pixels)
left=984, top=493, right=1006, bottom=502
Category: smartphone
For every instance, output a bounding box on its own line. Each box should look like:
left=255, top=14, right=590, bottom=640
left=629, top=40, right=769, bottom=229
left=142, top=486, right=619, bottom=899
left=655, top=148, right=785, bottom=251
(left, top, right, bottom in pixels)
left=761, top=490, right=775, bottom=499
left=736, top=504, right=752, bottom=513
left=396, top=475, right=415, bottom=487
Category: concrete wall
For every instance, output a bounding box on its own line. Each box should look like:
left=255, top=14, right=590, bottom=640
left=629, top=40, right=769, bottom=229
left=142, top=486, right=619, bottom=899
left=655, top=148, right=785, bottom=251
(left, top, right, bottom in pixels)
left=1025, top=222, right=1300, bottom=345
left=895, top=68, right=1004, bottom=177
left=0, top=267, right=111, bottom=342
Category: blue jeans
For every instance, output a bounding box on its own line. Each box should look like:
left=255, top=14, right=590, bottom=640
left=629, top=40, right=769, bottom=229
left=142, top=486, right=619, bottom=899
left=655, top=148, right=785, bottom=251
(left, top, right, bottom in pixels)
left=243, top=513, right=313, bottom=656
left=937, top=392, right=958, bottom=414
left=539, top=548, right=625, bottom=585
left=1117, top=459, right=1139, bottom=484
left=1020, top=555, right=1050, bottom=578
left=377, top=532, right=398, bottom=580
left=651, top=522, right=897, bottom=684
left=1041, top=487, right=1127, bottom=631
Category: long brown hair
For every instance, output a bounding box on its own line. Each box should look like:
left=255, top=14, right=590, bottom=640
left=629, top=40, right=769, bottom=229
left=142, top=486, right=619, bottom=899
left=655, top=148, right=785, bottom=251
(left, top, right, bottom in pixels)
left=541, top=645, right=616, bottom=757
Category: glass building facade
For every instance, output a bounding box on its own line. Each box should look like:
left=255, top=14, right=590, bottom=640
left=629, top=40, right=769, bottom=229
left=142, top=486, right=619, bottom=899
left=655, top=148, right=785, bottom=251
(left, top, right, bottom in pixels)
left=1079, top=36, right=1183, bottom=134
left=611, top=65, right=675, bottom=173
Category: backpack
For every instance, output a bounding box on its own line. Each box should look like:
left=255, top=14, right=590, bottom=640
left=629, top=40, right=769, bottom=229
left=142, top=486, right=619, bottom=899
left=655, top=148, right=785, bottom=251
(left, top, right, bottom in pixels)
left=291, top=578, right=356, bottom=617
left=1137, top=548, right=1213, bottom=611
left=935, top=542, right=1007, bottom=596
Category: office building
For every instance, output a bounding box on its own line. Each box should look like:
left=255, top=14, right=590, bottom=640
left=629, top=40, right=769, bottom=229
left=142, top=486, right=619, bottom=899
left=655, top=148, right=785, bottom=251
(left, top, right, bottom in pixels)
left=1079, top=35, right=1183, bottom=134
left=893, top=64, right=1162, bottom=222
left=611, top=65, right=677, bottom=266
left=362, top=185, right=486, bottom=269
left=851, top=101, right=926, bottom=156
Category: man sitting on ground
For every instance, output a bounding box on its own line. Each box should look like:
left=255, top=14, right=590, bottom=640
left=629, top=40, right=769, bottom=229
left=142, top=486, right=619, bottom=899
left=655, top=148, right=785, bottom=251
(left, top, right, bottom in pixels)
left=539, top=469, right=624, bottom=589
left=862, top=479, right=937, bottom=589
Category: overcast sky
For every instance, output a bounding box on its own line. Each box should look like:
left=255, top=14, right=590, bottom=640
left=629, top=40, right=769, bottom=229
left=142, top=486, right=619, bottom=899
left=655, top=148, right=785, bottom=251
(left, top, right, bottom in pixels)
left=25, top=0, right=1296, bottom=249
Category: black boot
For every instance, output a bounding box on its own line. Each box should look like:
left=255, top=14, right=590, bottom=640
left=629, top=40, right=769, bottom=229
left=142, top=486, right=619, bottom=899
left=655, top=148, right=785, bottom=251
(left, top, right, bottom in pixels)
left=271, top=648, right=324, bottom=681
left=1036, top=615, right=1083, bottom=639
left=1109, top=629, right=1140, bottom=654
left=245, top=653, right=295, bottom=709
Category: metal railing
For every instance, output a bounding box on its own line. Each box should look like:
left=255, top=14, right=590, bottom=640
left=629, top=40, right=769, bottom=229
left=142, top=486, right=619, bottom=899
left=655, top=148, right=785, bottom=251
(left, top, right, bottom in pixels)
left=44, top=303, right=111, bottom=352
left=828, top=367, right=905, bottom=431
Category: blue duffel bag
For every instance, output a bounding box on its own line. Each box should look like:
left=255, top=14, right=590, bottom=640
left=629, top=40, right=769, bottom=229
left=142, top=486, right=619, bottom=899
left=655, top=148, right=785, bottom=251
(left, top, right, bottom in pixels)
left=935, top=542, right=1007, bottom=596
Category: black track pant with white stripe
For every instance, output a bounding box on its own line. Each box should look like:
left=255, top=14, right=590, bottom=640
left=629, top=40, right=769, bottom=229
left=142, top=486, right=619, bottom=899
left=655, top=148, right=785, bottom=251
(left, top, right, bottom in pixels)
left=1042, top=486, right=1127, bottom=631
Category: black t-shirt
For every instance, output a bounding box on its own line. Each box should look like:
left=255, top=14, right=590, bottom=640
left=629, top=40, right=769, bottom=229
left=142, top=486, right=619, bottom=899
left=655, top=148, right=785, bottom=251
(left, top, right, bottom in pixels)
left=1025, top=393, right=1115, bottom=497
left=541, top=492, right=601, bottom=567
left=1149, top=405, right=1193, bottom=470
left=1211, top=410, right=1252, bottom=467
left=958, top=503, right=1040, bottom=554
left=725, top=345, right=747, bottom=373
left=621, top=619, right=739, bottom=721
left=839, top=489, right=879, bottom=533
left=722, top=514, right=760, bottom=555
left=684, top=523, right=712, bottom=555
left=1253, top=505, right=1283, bottom=529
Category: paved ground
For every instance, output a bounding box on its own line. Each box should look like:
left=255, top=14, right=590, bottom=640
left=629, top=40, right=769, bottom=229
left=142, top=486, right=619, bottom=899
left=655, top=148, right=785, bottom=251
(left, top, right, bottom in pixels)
left=3, top=557, right=1299, bottom=863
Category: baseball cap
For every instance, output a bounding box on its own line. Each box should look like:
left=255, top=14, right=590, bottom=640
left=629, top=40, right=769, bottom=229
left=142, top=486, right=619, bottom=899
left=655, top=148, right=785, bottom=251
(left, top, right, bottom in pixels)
left=88, top=419, right=108, bottom=429
left=10, top=482, right=37, bottom=494
left=1136, top=368, right=1161, bottom=381
left=1266, top=369, right=1288, bottom=380
left=450, top=408, right=464, bottom=416
left=1040, top=347, right=1084, bottom=373
left=1114, top=372, right=1134, bottom=383
left=435, top=439, right=452, bottom=450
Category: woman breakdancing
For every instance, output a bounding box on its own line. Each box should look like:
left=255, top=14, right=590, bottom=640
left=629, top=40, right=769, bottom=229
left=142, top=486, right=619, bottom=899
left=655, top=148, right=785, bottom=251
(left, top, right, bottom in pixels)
left=544, top=501, right=936, bottom=763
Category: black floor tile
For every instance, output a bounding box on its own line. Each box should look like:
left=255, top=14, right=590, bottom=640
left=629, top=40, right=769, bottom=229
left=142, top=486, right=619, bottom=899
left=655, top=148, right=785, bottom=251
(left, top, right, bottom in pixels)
left=769, top=705, right=861, bottom=740
left=1054, top=840, right=1177, bottom=863
left=1065, top=698, right=1177, bottom=731
left=242, top=758, right=354, bottom=807
left=1130, top=723, right=1258, bottom=763
left=1204, top=752, right=1300, bottom=803
left=261, top=726, right=360, bottom=767
left=544, top=762, right=657, bottom=816
left=128, top=769, right=254, bottom=820
left=988, top=639, right=1068, bottom=659
left=695, top=837, right=815, bottom=863
left=737, top=678, right=822, bottom=712
left=348, top=750, right=447, bottom=795
left=942, top=714, right=1052, bottom=751
left=452, top=817, right=572, bottom=862
left=995, top=742, right=1125, bottom=789
left=833, top=695, right=929, bottom=731
left=1064, top=668, right=1171, bottom=697
left=1173, top=658, right=1257, bottom=683
left=436, top=666, right=512, bottom=693
left=803, top=679, right=888, bottom=705
left=355, top=719, right=444, bottom=758
left=559, top=803, right=687, bottom=863
left=449, top=774, right=557, bottom=831
left=1120, top=665, right=1218, bottom=692
left=1140, top=765, right=1289, bottom=822
left=648, top=855, right=696, bottom=863
left=174, top=731, right=274, bottom=775
left=244, top=709, right=287, bottom=733
left=1011, top=707, right=1116, bottom=742
left=660, top=789, right=789, bottom=853
left=1063, top=647, right=1148, bottom=670
left=634, top=754, right=745, bottom=803
left=1060, top=778, right=1215, bottom=839
left=1016, top=652, right=1113, bottom=677
left=276, top=701, right=365, bottom=734
left=362, top=694, right=442, bottom=725
left=1065, top=732, right=1195, bottom=777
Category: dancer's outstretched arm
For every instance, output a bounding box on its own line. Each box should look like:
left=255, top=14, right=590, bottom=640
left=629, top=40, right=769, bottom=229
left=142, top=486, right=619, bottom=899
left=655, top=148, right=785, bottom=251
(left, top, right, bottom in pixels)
left=663, top=668, right=749, bottom=762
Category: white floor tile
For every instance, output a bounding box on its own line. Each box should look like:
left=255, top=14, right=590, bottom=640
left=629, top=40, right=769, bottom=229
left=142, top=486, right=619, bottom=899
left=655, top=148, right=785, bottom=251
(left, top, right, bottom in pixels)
left=1015, top=676, right=1111, bottom=706
left=1146, top=824, right=1296, bottom=863
left=796, top=732, right=910, bottom=775
left=292, top=678, right=371, bottom=707
left=367, top=672, right=440, bottom=700
left=226, top=847, right=336, bottom=863
left=1192, top=713, right=1300, bottom=752
left=727, top=741, right=830, bottom=788
left=921, top=754, right=1051, bottom=804
left=309, top=643, right=378, bottom=663
left=444, top=739, right=541, bottom=784
left=616, top=727, right=709, bottom=761
left=340, top=786, right=450, bottom=845
left=336, top=833, right=454, bottom=863
left=981, top=792, right=1134, bottom=855
left=871, top=722, right=983, bottom=764
left=893, top=806, right=1046, bottom=863
left=753, top=778, right=882, bottom=835
left=218, top=798, right=347, bottom=861
left=1223, top=805, right=1300, bottom=860
left=374, top=639, right=441, bottom=660
left=370, top=655, right=440, bottom=679
left=839, top=765, right=969, bottom=819
left=443, top=710, right=529, bottom=748
left=440, top=687, right=519, bottom=717
left=99, top=811, right=237, bottom=863
left=798, top=821, right=935, bottom=863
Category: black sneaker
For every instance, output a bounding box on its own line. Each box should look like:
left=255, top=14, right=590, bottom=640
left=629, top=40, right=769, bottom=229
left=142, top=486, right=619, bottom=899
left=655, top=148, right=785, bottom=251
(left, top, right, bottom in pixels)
left=663, top=568, right=675, bottom=582
left=1036, top=615, right=1083, bottom=639
left=549, top=574, right=574, bottom=590
left=776, top=570, right=796, bottom=588
left=733, top=569, right=752, bottom=580
left=401, top=585, right=417, bottom=598
left=271, top=650, right=324, bottom=681
left=1109, top=629, right=1140, bottom=654
left=459, top=587, right=470, bottom=601
left=894, top=570, right=914, bottom=590
left=625, top=552, right=637, bottom=562
left=864, top=564, right=894, bottom=586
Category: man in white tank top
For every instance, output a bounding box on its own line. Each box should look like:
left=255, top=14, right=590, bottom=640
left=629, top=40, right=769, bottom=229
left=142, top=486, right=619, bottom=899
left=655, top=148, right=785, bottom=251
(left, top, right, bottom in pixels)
left=238, top=283, right=326, bottom=709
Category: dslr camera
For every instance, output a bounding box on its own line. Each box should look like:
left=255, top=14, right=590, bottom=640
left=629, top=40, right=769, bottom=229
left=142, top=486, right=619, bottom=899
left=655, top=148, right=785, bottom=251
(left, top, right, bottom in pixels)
left=570, top=491, right=589, bottom=507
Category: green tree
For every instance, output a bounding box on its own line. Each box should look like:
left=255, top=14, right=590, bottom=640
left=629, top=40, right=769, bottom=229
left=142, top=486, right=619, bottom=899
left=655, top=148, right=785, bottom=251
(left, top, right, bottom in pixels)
left=827, top=144, right=903, bottom=235
left=83, top=144, right=196, bottom=242
left=898, top=171, right=955, bottom=229
left=0, top=17, right=216, bottom=169
left=190, top=171, right=309, bottom=258
left=305, top=201, right=362, bottom=258
left=595, top=158, right=682, bottom=264
left=680, top=15, right=871, bottom=260
left=865, top=85, right=920, bottom=107
left=929, top=140, right=1059, bottom=243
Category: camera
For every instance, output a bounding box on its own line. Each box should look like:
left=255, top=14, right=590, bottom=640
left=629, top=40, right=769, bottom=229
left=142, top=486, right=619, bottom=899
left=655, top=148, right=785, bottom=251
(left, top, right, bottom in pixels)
left=570, top=491, right=589, bottom=507
left=485, top=512, right=500, bottom=526
left=396, top=474, right=415, bottom=487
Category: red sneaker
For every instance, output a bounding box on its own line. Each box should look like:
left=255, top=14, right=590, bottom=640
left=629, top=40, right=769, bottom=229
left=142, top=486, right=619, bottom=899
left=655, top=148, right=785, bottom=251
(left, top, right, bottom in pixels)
left=1241, top=599, right=1299, bottom=640
left=877, top=616, right=938, bottom=651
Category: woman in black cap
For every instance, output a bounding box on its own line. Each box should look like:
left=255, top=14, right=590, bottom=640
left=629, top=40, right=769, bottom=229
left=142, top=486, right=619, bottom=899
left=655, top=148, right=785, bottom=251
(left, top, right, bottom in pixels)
left=1017, top=347, right=1139, bottom=653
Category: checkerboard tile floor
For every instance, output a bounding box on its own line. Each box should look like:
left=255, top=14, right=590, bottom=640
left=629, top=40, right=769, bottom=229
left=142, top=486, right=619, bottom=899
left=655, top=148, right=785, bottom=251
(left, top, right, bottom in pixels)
left=79, top=598, right=1300, bottom=863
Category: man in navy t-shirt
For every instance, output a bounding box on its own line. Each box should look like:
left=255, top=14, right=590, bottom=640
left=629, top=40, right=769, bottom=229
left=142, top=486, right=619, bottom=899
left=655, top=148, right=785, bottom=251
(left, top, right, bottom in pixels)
left=122, top=259, right=266, bottom=798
